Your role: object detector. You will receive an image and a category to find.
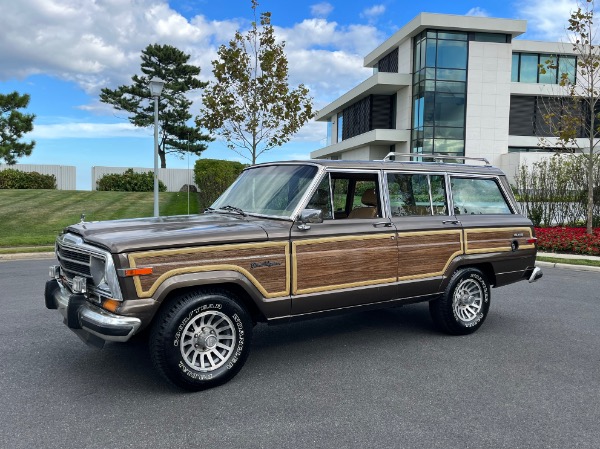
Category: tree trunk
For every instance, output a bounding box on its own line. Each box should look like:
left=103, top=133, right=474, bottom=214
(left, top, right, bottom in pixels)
left=159, top=150, right=167, bottom=169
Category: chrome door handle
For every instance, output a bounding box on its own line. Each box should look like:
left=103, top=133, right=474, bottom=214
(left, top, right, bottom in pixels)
left=442, top=220, right=461, bottom=225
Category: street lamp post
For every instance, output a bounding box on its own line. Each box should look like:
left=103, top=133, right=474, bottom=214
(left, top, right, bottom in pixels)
left=149, top=77, right=165, bottom=217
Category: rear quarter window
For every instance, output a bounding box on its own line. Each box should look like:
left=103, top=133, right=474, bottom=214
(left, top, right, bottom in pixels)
left=451, top=177, right=512, bottom=215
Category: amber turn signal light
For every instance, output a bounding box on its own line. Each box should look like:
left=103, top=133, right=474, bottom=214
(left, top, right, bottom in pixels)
left=102, top=299, right=120, bottom=313
left=123, top=267, right=153, bottom=277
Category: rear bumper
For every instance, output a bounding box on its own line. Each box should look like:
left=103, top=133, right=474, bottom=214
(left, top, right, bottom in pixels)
left=526, top=266, right=544, bottom=283
left=45, top=279, right=141, bottom=347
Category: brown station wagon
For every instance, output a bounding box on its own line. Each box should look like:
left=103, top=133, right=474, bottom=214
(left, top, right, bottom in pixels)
left=45, top=155, right=543, bottom=390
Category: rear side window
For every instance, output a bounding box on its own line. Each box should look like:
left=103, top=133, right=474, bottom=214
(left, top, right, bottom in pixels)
left=387, top=173, right=448, bottom=217
left=451, top=177, right=512, bottom=215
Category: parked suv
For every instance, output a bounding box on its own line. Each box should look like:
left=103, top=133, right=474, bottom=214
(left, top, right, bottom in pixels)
left=45, top=155, right=542, bottom=390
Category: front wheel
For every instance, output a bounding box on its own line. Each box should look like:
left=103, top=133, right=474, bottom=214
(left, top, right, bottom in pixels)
left=429, top=267, right=490, bottom=335
left=150, top=289, right=253, bottom=391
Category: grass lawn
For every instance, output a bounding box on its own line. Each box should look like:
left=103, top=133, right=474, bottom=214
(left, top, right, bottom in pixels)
left=0, top=189, right=199, bottom=247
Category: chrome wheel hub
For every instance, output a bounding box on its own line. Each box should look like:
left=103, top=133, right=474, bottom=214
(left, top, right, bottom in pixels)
left=180, top=311, right=236, bottom=372
left=452, top=279, right=483, bottom=322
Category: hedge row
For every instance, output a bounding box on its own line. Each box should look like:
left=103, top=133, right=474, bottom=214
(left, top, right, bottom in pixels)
left=194, top=159, right=246, bottom=210
left=97, top=168, right=166, bottom=192
left=0, top=169, right=56, bottom=189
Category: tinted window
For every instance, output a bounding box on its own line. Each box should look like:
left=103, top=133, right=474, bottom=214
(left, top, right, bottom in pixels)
left=451, top=178, right=512, bottom=215
left=387, top=173, right=448, bottom=217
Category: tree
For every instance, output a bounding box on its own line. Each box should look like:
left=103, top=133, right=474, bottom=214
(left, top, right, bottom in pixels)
left=197, top=0, right=314, bottom=164
left=100, top=44, right=212, bottom=168
left=0, top=92, right=35, bottom=165
left=539, top=0, right=600, bottom=234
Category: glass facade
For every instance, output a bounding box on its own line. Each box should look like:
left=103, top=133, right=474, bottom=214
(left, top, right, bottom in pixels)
left=411, top=30, right=467, bottom=158
left=511, top=52, right=576, bottom=84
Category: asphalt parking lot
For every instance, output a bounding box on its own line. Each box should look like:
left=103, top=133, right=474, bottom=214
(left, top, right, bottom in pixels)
left=1, top=259, right=599, bottom=449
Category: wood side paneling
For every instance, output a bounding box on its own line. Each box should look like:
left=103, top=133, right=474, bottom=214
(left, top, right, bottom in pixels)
left=465, top=227, right=534, bottom=254
left=128, top=242, right=289, bottom=298
left=293, top=234, right=397, bottom=295
left=396, top=230, right=463, bottom=280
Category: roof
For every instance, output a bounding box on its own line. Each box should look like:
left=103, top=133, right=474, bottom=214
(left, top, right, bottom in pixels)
left=252, top=159, right=506, bottom=176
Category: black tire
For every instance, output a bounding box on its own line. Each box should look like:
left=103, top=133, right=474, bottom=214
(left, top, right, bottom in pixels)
left=429, top=267, right=490, bottom=335
left=150, top=289, right=253, bottom=391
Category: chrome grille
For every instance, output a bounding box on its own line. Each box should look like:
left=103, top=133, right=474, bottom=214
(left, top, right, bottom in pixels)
left=57, top=245, right=92, bottom=278
left=55, top=232, right=122, bottom=300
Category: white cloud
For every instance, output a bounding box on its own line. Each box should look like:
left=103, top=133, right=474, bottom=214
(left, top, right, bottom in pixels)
left=360, top=4, right=386, bottom=23
left=0, top=0, right=386, bottom=145
left=516, top=0, right=576, bottom=41
left=466, top=7, right=489, bottom=17
left=310, top=2, right=334, bottom=18
left=30, top=122, right=151, bottom=139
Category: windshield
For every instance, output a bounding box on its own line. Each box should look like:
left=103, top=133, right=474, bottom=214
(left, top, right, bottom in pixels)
left=210, top=164, right=319, bottom=218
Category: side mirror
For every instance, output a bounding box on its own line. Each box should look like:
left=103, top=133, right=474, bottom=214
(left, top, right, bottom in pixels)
left=296, top=208, right=323, bottom=230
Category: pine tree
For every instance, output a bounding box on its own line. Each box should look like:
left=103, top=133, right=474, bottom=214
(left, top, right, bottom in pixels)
left=100, top=44, right=212, bottom=168
left=0, top=92, right=36, bottom=165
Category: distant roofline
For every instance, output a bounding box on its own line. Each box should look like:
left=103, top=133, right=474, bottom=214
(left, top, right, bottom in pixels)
left=364, top=12, right=527, bottom=67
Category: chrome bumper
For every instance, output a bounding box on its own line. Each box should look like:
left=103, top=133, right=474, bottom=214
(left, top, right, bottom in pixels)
left=45, top=279, right=141, bottom=348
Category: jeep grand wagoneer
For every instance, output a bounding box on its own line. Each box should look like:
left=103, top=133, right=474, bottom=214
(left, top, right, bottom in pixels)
left=45, top=154, right=542, bottom=390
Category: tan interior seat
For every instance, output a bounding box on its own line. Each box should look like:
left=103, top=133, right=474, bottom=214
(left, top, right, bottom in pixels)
left=348, top=188, right=378, bottom=218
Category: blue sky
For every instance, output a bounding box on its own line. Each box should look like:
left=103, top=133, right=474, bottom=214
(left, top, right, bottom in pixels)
left=0, top=0, right=574, bottom=189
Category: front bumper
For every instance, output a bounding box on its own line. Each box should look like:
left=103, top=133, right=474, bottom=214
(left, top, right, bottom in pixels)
left=45, top=279, right=141, bottom=348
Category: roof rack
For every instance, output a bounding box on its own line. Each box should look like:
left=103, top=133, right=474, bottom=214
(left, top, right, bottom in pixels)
left=381, top=152, right=491, bottom=166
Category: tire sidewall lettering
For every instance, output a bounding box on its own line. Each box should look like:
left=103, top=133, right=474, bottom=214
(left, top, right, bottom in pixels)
left=173, top=303, right=222, bottom=347
left=454, top=272, right=489, bottom=328
left=170, top=300, right=245, bottom=380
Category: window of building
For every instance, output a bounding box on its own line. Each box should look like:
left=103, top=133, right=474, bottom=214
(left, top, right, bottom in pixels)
left=326, top=121, right=333, bottom=146
left=411, top=29, right=467, bottom=159
left=450, top=178, right=512, bottom=215
left=335, top=94, right=396, bottom=142
left=512, top=52, right=577, bottom=84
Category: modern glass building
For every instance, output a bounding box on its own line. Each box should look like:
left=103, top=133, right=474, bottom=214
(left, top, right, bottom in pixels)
left=311, top=13, right=581, bottom=182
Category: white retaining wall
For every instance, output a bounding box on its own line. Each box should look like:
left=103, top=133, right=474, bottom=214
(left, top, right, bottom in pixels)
left=0, top=164, right=76, bottom=190
left=91, top=166, right=197, bottom=192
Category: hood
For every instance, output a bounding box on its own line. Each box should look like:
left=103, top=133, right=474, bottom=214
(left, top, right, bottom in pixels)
left=65, top=213, right=270, bottom=253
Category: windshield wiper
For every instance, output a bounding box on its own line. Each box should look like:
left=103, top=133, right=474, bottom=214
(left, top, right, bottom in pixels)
left=204, top=207, right=216, bottom=213
left=218, top=205, right=247, bottom=217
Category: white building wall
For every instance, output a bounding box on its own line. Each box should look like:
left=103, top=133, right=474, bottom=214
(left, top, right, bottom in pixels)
left=91, top=166, right=196, bottom=192
left=465, top=41, right=512, bottom=168
left=0, top=164, right=76, bottom=190
left=500, top=151, right=574, bottom=185
left=397, top=40, right=412, bottom=74
left=396, top=86, right=412, bottom=142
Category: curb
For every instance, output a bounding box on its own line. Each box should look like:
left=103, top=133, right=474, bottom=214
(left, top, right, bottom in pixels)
left=535, top=260, right=600, bottom=273
left=0, top=252, right=55, bottom=261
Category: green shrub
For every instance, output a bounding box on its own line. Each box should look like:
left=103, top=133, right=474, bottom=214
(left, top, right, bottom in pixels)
left=97, top=168, right=166, bottom=192
left=194, top=159, right=246, bottom=210
left=0, top=169, right=56, bottom=189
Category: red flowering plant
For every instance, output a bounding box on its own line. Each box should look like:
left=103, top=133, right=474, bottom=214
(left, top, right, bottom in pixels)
left=534, top=227, right=600, bottom=256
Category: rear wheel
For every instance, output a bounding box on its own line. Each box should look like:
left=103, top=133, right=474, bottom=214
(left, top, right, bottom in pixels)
left=150, top=289, right=252, bottom=391
left=429, top=267, right=490, bottom=335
